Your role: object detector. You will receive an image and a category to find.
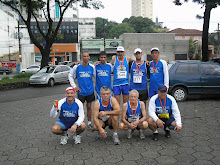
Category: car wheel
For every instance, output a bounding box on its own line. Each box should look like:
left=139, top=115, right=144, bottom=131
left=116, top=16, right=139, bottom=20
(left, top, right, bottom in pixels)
left=21, top=71, right=25, bottom=73
left=172, top=87, right=187, bottom=102
left=48, top=78, right=55, bottom=87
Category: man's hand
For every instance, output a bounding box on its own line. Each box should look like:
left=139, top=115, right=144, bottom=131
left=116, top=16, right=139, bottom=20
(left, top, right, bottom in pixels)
left=74, top=86, right=81, bottom=92
left=54, top=100, right=58, bottom=109
left=174, top=126, right=182, bottom=132
left=99, top=111, right=106, bottom=117
left=94, top=61, right=100, bottom=66
left=129, top=123, right=137, bottom=130
left=156, top=119, right=165, bottom=128
left=133, top=120, right=139, bottom=127
left=70, top=124, right=77, bottom=133
left=99, top=128, right=107, bottom=138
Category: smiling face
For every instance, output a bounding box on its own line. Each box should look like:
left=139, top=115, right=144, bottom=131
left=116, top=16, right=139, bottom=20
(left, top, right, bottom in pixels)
left=116, top=51, right=125, bottom=59
left=65, top=90, right=76, bottom=102
left=158, top=90, right=168, bottom=100
left=134, top=52, right=143, bottom=61
left=82, top=52, right=90, bottom=64
left=99, top=55, right=107, bottom=64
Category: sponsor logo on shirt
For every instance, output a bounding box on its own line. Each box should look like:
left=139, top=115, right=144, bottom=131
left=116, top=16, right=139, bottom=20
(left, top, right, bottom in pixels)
left=63, top=110, right=76, bottom=117
left=97, top=70, right=109, bottom=77
left=79, top=71, right=91, bottom=77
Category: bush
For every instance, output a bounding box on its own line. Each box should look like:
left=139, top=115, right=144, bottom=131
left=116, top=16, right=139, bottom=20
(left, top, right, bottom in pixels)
left=1, top=76, right=10, bottom=80
left=13, top=72, right=33, bottom=78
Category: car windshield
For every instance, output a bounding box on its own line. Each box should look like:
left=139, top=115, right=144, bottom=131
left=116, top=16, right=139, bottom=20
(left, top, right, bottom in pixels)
left=38, top=66, right=55, bottom=73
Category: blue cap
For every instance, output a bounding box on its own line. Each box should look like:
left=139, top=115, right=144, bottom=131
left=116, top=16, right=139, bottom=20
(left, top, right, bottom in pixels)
left=158, top=84, right=167, bottom=92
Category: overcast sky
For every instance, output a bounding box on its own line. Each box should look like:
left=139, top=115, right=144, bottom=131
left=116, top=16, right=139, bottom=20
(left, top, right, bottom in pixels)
left=78, top=0, right=220, bottom=33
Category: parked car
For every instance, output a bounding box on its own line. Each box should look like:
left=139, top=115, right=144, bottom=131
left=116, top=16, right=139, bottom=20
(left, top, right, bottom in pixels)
left=58, top=61, right=71, bottom=65
left=210, top=57, right=220, bottom=64
left=29, top=65, right=71, bottom=86
left=20, top=65, right=40, bottom=73
left=0, top=66, right=12, bottom=75
left=168, top=61, right=220, bottom=101
left=66, top=61, right=94, bottom=68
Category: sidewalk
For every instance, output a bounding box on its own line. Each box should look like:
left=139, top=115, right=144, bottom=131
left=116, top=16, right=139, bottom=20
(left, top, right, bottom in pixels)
left=0, top=94, right=219, bottom=165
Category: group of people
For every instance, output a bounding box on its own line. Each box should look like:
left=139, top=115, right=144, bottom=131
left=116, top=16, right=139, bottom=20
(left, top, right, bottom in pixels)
left=50, top=46, right=182, bottom=145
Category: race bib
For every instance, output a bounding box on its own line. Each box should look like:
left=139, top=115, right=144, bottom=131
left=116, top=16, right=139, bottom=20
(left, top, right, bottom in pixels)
left=117, top=71, right=127, bottom=79
left=133, top=75, right=142, bottom=83
left=158, top=113, right=170, bottom=119
left=128, top=115, right=139, bottom=123
left=100, top=115, right=110, bottom=122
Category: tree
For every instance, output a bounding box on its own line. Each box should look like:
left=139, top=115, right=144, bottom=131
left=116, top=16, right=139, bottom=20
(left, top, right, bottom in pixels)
left=188, top=37, right=202, bottom=60
left=108, top=23, right=135, bottom=38
left=174, top=0, right=220, bottom=61
left=0, top=0, right=103, bottom=68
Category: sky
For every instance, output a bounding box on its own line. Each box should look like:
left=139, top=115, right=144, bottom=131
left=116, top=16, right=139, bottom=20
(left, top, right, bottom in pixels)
left=78, top=0, right=220, bottom=33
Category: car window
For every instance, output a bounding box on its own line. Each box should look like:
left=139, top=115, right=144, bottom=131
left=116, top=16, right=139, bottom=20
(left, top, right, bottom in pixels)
left=175, top=63, right=199, bottom=75
left=55, top=66, right=62, bottom=73
left=61, top=66, right=70, bottom=72
left=201, top=63, right=220, bottom=75
left=39, top=66, right=55, bottom=73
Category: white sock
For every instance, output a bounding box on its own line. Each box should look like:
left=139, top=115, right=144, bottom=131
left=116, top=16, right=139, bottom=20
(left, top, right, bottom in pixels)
left=154, top=130, right=158, bottom=133
left=165, top=127, right=170, bottom=131
left=88, top=121, right=91, bottom=125
left=113, top=132, right=117, bottom=136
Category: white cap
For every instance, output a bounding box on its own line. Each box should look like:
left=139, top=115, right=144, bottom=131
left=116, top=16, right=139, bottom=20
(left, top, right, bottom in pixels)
left=116, top=46, right=125, bottom=52
left=151, top=47, right=159, bottom=52
left=134, top=48, right=142, bottom=53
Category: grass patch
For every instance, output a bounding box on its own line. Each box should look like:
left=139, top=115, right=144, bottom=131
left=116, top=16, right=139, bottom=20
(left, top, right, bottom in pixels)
left=0, top=73, right=33, bottom=84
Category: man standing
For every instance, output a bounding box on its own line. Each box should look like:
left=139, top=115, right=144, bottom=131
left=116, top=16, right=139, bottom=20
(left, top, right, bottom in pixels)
left=110, top=46, right=133, bottom=105
left=148, top=84, right=182, bottom=141
left=119, top=90, right=148, bottom=139
left=149, top=47, right=169, bottom=98
left=69, top=52, right=95, bottom=129
left=130, top=48, right=149, bottom=105
left=50, top=87, right=86, bottom=145
left=95, top=51, right=113, bottom=99
left=93, top=86, right=121, bottom=145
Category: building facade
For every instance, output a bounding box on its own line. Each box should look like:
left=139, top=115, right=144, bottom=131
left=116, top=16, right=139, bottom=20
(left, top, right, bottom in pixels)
left=131, top=0, right=153, bottom=20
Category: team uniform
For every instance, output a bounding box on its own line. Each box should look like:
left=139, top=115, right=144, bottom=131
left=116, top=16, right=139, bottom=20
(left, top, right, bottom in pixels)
left=149, top=59, right=169, bottom=97
left=126, top=101, right=143, bottom=129
left=113, top=56, right=129, bottom=95
left=148, top=94, right=182, bottom=128
left=95, top=63, right=113, bottom=99
left=50, top=97, right=85, bottom=130
left=130, top=61, right=148, bottom=100
left=98, top=96, right=113, bottom=127
left=69, top=64, right=96, bottom=103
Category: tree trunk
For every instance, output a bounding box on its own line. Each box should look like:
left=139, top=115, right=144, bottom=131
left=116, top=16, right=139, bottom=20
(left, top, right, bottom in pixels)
left=40, top=48, right=50, bottom=68
left=202, top=5, right=212, bottom=61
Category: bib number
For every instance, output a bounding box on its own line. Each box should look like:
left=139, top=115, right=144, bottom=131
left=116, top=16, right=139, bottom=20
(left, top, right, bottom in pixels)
left=133, top=75, right=142, bottom=83
left=118, top=71, right=127, bottom=79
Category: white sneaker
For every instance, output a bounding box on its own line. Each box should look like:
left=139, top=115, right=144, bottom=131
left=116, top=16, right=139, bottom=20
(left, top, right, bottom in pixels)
left=127, top=129, right=133, bottom=139
left=113, top=134, right=120, bottom=145
left=60, top=135, right=68, bottom=145
left=139, top=129, right=145, bottom=139
left=74, top=135, right=81, bottom=144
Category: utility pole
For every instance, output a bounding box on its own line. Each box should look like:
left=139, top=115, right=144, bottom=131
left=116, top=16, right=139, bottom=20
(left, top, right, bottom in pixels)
left=103, top=19, right=106, bottom=51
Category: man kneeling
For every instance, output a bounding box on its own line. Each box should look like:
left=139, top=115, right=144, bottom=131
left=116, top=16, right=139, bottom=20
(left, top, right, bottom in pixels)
left=50, top=87, right=86, bottom=145
left=119, top=90, right=148, bottom=139
left=148, top=84, right=182, bottom=141
left=93, top=86, right=121, bottom=145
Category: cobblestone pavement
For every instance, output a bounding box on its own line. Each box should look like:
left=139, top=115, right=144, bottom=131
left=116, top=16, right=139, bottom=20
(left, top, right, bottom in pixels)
left=0, top=94, right=219, bottom=165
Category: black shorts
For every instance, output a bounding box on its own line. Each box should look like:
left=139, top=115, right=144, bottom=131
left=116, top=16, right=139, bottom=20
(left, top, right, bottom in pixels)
left=78, top=93, right=95, bottom=103
left=137, top=89, right=148, bottom=101
left=99, top=117, right=113, bottom=129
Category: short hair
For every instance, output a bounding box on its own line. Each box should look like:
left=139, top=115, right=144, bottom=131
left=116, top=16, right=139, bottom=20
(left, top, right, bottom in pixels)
left=99, top=51, right=107, bottom=56
left=100, top=86, right=111, bottom=94
left=129, top=89, right=139, bottom=98
left=82, top=51, right=89, bottom=56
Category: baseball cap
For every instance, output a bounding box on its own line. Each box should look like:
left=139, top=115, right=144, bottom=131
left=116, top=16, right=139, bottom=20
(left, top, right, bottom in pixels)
left=116, top=46, right=125, bottom=52
left=66, top=87, right=75, bottom=92
left=134, top=48, right=142, bottom=53
left=158, top=84, right=167, bottom=92
left=151, top=47, right=159, bottom=52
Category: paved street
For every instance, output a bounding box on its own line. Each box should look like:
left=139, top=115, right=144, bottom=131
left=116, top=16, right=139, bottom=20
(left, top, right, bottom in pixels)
left=0, top=87, right=220, bottom=165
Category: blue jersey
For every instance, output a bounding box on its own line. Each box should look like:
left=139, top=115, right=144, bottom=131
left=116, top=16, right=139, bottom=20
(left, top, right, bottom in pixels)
left=149, top=59, right=169, bottom=92
left=75, top=64, right=95, bottom=96
left=59, top=99, right=79, bottom=124
left=126, top=101, right=143, bottom=122
left=113, top=56, right=129, bottom=86
left=130, top=61, right=148, bottom=90
left=98, top=96, right=113, bottom=112
left=154, top=95, right=174, bottom=118
left=95, top=63, right=112, bottom=95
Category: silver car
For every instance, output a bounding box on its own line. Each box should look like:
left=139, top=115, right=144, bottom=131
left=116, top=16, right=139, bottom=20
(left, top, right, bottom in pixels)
left=20, top=65, right=40, bottom=73
left=29, top=65, right=71, bottom=86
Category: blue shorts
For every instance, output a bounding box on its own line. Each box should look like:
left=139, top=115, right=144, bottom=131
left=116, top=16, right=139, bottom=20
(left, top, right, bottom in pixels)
left=159, top=117, right=175, bottom=127
left=55, top=121, right=74, bottom=131
left=113, top=84, right=129, bottom=95
left=149, top=90, right=158, bottom=98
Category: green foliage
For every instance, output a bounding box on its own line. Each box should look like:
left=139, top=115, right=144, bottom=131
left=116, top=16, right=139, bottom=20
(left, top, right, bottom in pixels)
left=188, top=37, right=202, bottom=60
left=108, top=23, right=135, bottom=38
left=0, top=78, right=29, bottom=84
left=13, top=73, right=33, bottom=78
left=1, top=76, right=10, bottom=80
